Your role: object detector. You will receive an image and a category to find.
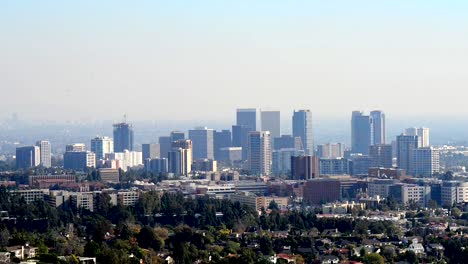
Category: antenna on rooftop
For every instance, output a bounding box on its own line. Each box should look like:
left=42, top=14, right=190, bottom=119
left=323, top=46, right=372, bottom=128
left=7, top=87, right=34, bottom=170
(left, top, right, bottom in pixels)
left=123, top=114, right=127, bottom=123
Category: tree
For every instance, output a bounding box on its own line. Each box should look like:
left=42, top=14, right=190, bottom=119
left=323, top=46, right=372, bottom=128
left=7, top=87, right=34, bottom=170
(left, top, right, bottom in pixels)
left=363, top=253, right=385, bottom=264
left=136, top=226, right=164, bottom=251
left=0, top=228, right=9, bottom=247
left=268, top=200, right=279, bottom=210
left=451, top=207, right=461, bottom=218
left=84, top=241, right=101, bottom=257
left=259, top=236, right=274, bottom=256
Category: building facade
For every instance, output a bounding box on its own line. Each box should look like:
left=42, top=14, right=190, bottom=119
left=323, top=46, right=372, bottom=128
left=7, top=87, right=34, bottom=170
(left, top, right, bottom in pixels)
left=113, top=122, right=134, bottom=152
left=260, top=109, right=281, bottom=139
left=292, top=110, right=314, bottom=155
left=36, top=140, right=52, bottom=168
left=351, top=111, right=371, bottom=154
left=189, top=127, right=215, bottom=160
left=16, top=146, right=40, bottom=169
left=91, top=136, right=114, bottom=160
left=247, top=131, right=272, bottom=175
left=370, top=110, right=386, bottom=145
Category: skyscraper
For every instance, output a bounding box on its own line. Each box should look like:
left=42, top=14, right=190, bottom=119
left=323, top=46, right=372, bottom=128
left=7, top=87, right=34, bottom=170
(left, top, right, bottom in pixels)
left=214, top=130, right=232, bottom=160
left=404, top=127, right=418, bottom=136
left=188, top=127, right=214, bottom=160
left=232, top=125, right=251, bottom=160
left=261, top=109, right=281, bottom=139
left=236, top=108, right=257, bottom=131
left=170, top=131, right=185, bottom=142
left=66, top=143, right=86, bottom=152
left=63, top=151, right=96, bottom=171
left=291, top=155, right=319, bottom=180
left=405, top=127, right=430, bottom=148
left=36, top=140, right=51, bottom=168
left=292, top=110, right=314, bottom=155
left=369, top=144, right=393, bottom=168
left=169, top=139, right=193, bottom=175
left=91, top=136, right=114, bottom=160
left=113, top=122, right=134, bottom=152
left=412, top=147, right=440, bottom=177
left=417, top=127, right=430, bottom=147
left=142, top=143, right=160, bottom=160
left=351, top=111, right=371, bottom=154
left=370, top=110, right=385, bottom=145
left=16, top=146, right=40, bottom=169
left=396, top=135, right=419, bottom=173
left=158, top=136, right=171, bottom=158
left=247, top=131, right=272, bottom=175
left=316, top=143, right=345, bottom=158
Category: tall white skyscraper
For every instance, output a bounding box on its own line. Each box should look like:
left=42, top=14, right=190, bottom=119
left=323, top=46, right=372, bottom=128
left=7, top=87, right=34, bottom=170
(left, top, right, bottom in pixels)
left=36, top=140, right=51, bottom=168
left=261, top=109, right=281, bottom=139
left=370, top=110, right=386, bottom=145
left=247, top=131, right=272, bottom=175
left=91, top=136, right=114, bottom=160
left=417, top=127, right=430, bottom=147
left=292, top=110, right=314, bottom=155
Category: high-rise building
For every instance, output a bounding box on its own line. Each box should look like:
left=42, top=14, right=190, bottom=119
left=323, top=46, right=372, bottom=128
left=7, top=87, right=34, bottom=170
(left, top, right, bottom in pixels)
left=396, top=135, right=419, bottom=173
left=105, top=150, right=143, bottom=171
left=319, top=158, right=351, bottom=175
left=236, top=108, right=257, bottom=131
left=272, top=148, right=304, bottom=176
left=170, top=131, right=185, bottom=142
left=370, top=110, right=386, bottom=145
left=214, top=130, right=232, bottom=160
left=63, top=151, right=96, bottom=171
left=98, top=168, right=120, bottom=183
left=292, top=110, right=314, bottom=155
left=404, top=127, right=418, bottom=136
left=66, top=143, right=86, bottom=152
left=91, top=136, right=114, bottom=160
left=16, top=146, right=40, bottom=169
left=113, top=122, right=134, bottom=152
left=36, top=140, right=51, bottom=168
left=218, top=147, right=242, bottom=164
left=412, top=147, right=440, bottom=177
left=369, top=144, right=393, bottom=168
left=168, top=140, right=193, bottom=175
left=260, top=109, right=280, bottom=139
left=303, top=179, right=341, bottom=205
left=404, top=127, right=430, bottom=147
left=350, top=154, right=372, bottom=176
left=142, top=143, right=160, bottom=160
left=232, top=125, right=250, bottom=160
left=351, top=111, right=371, bottom=154
left=317, top=143, right=345, bottom=158
left=418, top=127, right=430, bottom=147
left=189, top=127, right=214, bottom=160
left=192, top=159, right=218, bottom=172
left=247, top=131, right=272, bottom=175
left=144, top=158, right=168, bottom=174
left=273, top=135, right=302, bottom=150
left=291, top=155, right=319, bottom=180
left=158, top=136, right=171, bottom=159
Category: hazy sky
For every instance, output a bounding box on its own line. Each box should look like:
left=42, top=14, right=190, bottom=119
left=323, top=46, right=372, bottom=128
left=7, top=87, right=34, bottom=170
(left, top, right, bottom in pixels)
left=2, top=0, right=468, bottom=122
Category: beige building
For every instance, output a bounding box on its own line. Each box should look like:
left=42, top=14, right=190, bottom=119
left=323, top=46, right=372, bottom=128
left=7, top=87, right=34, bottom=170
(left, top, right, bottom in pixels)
left=230, top=191, right=289, bottom=211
